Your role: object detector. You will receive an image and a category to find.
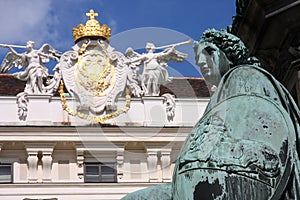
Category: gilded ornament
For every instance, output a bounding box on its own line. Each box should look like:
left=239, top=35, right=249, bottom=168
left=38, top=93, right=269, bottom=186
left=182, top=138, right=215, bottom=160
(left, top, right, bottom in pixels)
left=72, top=9, right=111, bottom=42
left=74, top=50, right=116, bottom=97
left=59, top=81, right=131, bottom=124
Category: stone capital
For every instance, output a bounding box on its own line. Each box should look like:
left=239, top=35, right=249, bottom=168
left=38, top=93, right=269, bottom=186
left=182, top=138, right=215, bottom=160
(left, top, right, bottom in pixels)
left=25, top=143, right=55, bottom=154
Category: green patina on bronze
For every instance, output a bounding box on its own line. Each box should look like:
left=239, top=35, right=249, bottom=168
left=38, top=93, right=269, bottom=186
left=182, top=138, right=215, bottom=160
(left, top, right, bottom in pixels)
left=121, top=183, right=172, bottom=200
left=122, top=29, right=300, bottom=200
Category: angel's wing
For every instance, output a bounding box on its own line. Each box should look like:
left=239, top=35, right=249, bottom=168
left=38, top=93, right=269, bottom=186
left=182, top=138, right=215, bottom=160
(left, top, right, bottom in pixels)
left=0, top=52, right=24, bottom=73
left=125, top=47, right=143, bottom=66
left=39, top=44, right=62, bottom=63
left=158, top=48, right=188, bottom=67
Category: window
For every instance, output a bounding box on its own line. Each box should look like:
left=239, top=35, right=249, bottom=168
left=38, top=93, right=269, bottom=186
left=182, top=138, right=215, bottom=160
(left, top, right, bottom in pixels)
left=84, top=163, right=116, bottom=183
left=0, top=163, right=12, bottom=183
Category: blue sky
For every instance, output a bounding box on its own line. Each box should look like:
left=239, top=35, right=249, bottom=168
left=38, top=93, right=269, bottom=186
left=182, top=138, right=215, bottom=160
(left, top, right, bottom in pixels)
left=0, top=0, right=235, bottom=77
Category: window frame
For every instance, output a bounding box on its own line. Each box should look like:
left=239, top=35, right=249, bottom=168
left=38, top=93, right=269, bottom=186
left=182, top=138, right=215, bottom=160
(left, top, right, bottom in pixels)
left=84, top=162, right=117, bottom=183
left=0, top=163, right=13, bottom=184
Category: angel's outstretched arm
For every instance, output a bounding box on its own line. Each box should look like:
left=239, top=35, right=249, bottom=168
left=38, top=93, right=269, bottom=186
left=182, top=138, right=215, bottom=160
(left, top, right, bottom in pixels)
left=159, top=46, right=175, bottom=57
left=38, top=51, right=60, bottom=62
left=7, top=46, right=22, bottom=57
left=128, top=55, right=145, bottom=64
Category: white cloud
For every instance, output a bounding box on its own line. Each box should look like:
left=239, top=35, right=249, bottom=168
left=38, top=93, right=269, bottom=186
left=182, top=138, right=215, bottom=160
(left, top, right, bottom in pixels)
left=0, top=0, right=58, bottom=47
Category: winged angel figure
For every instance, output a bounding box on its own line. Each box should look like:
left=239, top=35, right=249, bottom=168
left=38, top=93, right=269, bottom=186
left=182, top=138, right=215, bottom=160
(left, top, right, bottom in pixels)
left=0, top=41, right=61, bottom=94
left=125, top=40, right=190, bottom=96
left=0, top=41, right=61, bottom=121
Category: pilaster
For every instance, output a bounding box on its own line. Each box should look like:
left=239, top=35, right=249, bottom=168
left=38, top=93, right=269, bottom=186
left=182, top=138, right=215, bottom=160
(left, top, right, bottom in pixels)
left=26, top=151, right=38, bottom=183
left=25, top=143, right=55, bottom=183
left=76, top=149, right=84, bottom=180
left=116, top=149, right=124, bottom=181
left=161, top=149, right=172, bottom=182
left=41, top=152, right=53, bottom=182
left=147, top=150, right=159, bottom=182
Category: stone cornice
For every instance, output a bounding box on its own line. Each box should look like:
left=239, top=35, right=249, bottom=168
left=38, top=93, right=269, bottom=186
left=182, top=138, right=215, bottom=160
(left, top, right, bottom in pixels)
left=0, top=126, right=191, bottom=142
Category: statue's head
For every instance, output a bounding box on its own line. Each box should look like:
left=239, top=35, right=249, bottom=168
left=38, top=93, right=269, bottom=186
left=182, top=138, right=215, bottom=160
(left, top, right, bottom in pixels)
left=146, top=42, right=155, bottom=53
left=26, top=41, right=35, bottom=50
left=194, top=29, right=249, bottom=85
left=125, top=47, right=134, bottom=57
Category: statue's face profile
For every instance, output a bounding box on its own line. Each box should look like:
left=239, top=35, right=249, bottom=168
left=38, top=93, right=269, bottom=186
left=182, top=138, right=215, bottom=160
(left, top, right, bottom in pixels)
left=195, top=42, right=229, bottom=86
left=26, top=41, right=34, bottom=51
left=146, top=42, right=155, bottom=53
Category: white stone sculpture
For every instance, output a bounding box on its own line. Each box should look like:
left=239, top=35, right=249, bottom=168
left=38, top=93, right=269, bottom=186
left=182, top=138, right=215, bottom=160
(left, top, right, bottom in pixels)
left=16, top=92, right=28, bottom=121
left=162, top=93, right=176, bottom=121
left=0, top=41, right=61, bottom=121
left=0, top=41, right=61, bottom=94
left=125, top=40, right=190, bottom=96
left=44, top=64, right=62, bottom=95
left=125, top=47, right=143, bottom=97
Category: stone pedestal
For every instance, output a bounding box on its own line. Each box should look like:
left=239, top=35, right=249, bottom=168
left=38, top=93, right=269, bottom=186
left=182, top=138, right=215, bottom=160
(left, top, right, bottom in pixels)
left=26, top=94, right=52, bottom=125
left=142, top=97, right=166, bottom=126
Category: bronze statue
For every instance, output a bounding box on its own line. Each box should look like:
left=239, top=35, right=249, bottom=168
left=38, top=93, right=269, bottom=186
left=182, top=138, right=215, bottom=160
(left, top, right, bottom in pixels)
left=122, top=29, right=300, bottom=200
left=173, top=29, right=300, bottom=200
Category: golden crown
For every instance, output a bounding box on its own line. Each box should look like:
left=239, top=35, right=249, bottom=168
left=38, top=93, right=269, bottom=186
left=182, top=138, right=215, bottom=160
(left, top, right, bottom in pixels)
left=72, top=9, right=111, bottom=43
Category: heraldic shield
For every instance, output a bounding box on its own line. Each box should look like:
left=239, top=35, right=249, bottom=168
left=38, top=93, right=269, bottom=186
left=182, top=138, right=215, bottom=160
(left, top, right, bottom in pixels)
left=73, top=49, right=116, bottom=113
left=58, top=40, right=130, bottom=124
left=173, top=95, right=296, bottom=200
left=75, top=50, right=116, bottom=97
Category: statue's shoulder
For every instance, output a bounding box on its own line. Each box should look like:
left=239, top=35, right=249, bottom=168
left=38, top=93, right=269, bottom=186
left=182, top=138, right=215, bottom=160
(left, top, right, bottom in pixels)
left=218, top=65, right=282, bottom=105
left=121, top=183, right=172, bottom=200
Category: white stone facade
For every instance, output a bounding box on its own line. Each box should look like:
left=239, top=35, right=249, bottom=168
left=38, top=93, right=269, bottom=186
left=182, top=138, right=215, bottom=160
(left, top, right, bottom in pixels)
left=0, top=95, right=209, bottom=200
